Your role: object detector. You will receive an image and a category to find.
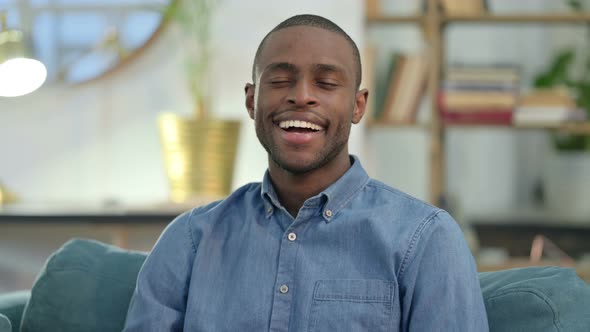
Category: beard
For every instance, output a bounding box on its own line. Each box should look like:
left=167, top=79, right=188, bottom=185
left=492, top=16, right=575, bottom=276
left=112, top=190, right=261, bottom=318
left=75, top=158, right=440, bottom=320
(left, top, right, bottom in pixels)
left=255, top=121, right=351, bottom=175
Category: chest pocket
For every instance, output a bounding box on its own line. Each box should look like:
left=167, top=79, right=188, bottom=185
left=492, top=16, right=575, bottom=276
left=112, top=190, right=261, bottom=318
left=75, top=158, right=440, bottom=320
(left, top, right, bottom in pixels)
left=308, top=279, right=395, bottom=332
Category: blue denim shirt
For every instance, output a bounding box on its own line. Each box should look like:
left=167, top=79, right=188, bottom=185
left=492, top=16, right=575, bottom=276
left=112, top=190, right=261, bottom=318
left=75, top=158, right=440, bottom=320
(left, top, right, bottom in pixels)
left=124, top=156, right=488, bottom=331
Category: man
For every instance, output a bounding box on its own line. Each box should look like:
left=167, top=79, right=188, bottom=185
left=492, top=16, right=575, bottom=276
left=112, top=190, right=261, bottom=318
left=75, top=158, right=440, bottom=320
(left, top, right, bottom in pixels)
left=124, top=14, right=488, bottom=331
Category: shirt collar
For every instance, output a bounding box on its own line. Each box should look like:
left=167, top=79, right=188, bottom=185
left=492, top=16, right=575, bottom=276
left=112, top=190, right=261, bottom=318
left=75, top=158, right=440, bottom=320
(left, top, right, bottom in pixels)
left=260, top=155, right=370, bottom=222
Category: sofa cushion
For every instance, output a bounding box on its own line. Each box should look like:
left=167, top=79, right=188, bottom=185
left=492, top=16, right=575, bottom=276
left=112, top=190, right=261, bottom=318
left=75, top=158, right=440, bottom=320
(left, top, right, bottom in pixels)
left=0, top=290, right=30, bottom=332
left=20, top=238, right=148, bottom=332
left=15, top=239, right=590, bottom=332
left=480, top=266, right=590, bottom=332
left=0, top=313, right=11, bottom=332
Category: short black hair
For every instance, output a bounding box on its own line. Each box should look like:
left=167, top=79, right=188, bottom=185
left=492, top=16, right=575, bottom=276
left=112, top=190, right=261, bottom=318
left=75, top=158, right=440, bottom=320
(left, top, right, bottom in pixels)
left=252, top=14, right=362, bottom=89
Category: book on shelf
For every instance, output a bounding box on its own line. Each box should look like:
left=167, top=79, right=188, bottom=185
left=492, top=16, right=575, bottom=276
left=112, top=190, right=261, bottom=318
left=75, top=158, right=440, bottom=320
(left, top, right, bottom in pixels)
left=513, top=107, right=586, bottom=126
left=376, top=52, right=429, bottom=124
left=438, top=63, right=520, bottom=124
left=440, top=108, right=512, bottom=125
left=361, top=46, right=378, bottom=122
left=374, top=53, right=403, bottom=121
left=519, top=88, right=576, bottom=108
left=440, top=91, right=518, bottom=110
left=381, top=54, right=405, bottom=121
left=442, top=81, right=516, bottom=91
left=438, top=94, right=513, bottom=126
left=513, top=88, right=586, bottom=126
left=445, top=66, right=520, bottom=83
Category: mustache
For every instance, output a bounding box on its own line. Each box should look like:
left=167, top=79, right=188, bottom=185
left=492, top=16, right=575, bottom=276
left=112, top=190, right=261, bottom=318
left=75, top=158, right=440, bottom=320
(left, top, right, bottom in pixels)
left=274, top=107, right=323, bottom=118
left=271, top=108, right=328, bottom=128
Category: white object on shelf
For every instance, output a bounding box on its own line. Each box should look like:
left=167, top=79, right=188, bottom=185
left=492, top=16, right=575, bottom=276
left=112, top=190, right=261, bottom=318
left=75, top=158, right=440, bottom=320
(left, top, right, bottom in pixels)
left=543, top=151, right=590, bottom=221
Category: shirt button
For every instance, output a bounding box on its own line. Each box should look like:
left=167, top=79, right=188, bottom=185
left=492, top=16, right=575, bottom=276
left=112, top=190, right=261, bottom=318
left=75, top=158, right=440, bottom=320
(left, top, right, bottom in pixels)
left=325, top=210, right=333, bottom=217
left=279, top=284, right=289, bottom=294
left=288, top=232, right=297, bottom=241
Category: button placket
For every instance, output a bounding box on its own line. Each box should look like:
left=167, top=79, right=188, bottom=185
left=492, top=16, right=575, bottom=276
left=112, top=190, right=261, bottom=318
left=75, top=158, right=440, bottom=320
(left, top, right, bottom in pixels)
left=268, top=226, right=300, bottom=331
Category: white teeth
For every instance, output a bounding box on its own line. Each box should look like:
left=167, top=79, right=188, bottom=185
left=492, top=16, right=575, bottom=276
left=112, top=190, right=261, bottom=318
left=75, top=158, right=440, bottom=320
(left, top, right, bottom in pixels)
left=278, top=120, right=322, bottom=131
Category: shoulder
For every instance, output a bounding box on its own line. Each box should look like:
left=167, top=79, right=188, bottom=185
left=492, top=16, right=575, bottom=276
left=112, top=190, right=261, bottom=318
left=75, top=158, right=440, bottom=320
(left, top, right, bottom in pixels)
left=181, top=182, right=262, bottom=230
left=359, top=178, right=461, bottom=256
left=159, top=182, right=262, bottom=252
left=362, top=178, right=444, bottom=222
left=186, top=182, right=262, bottom=218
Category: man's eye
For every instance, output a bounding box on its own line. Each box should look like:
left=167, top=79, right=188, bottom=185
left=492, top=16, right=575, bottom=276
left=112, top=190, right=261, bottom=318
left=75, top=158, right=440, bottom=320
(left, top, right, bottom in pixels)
left=317, top=81, right=338, bottom=88
left=269, top=80, right=291, bottom=87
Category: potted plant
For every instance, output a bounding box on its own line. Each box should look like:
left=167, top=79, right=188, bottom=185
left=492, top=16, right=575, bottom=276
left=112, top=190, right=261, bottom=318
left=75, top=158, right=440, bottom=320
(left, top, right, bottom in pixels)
left=158, top=0, right=241, bottom=203
left=532, top=0, right=590, bottom=219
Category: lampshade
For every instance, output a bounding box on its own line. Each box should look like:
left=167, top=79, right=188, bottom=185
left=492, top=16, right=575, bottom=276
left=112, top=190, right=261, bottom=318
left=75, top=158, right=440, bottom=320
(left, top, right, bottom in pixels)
left=0, top=14, right=47, bottom=97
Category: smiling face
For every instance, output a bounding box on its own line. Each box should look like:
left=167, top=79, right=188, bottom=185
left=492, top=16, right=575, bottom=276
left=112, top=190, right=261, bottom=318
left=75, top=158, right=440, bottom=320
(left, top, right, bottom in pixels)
left=245, top=26, right=367, bottom=175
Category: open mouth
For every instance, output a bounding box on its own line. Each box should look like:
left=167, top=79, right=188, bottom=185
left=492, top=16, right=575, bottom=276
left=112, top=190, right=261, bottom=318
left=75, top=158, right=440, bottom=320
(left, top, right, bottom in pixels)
left=278, top=120, right=323, bottom=133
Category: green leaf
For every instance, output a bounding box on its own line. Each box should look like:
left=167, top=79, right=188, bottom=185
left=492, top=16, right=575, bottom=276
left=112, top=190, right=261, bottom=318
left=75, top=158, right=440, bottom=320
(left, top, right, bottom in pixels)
left=534, top=49, right=576, bottom=88
left=164, top=0, right=222, bottom=117
left=553, top=134, right=587, bottom=150
left=534, top=46, right=590, bottom=151
left=567, top=0, right=584, bottom=11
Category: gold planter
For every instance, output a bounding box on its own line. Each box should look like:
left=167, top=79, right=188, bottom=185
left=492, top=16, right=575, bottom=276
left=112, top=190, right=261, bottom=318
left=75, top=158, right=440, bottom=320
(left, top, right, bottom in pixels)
left=158, top=113, right=241, bottom=203
left=0, top=182, right=17, bottom=205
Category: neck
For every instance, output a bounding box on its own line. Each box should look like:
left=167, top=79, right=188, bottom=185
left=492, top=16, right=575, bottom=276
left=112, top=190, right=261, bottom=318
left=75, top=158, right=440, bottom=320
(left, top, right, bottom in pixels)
left=268, top=153, right=351, bottom=218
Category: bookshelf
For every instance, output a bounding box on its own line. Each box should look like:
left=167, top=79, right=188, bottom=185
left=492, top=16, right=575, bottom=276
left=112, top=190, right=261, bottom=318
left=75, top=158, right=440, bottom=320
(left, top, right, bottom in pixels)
left=368, top=15, right=425, bottom=24
left=366, top=0, right=590, bottom=206
left=442, top=13, right=590, bottom=23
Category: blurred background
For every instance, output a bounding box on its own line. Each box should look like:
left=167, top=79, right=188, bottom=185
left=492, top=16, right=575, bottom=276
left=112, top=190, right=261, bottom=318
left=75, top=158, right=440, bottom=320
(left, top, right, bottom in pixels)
left=1, top=0, right=590, bottom=292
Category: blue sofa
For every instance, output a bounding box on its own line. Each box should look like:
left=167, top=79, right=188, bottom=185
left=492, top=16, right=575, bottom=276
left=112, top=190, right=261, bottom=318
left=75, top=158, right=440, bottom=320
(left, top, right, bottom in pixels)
left=1, top=238, right=589, bottom=332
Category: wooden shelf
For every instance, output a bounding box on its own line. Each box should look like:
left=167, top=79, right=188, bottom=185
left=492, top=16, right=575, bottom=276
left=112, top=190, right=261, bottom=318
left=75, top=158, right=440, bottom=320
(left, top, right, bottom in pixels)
left=516, top=122, right=590, bottom=134
left=367, top=13, right=590, bottom=25
left=365, top=4, right=590, bottom=205
left=371, top=121, right=590, bottom=132
left=443, top=123, right=512, bottom=129
left=366, top=15, right=424, bottom=24
left=366, top=120, right=428, bottom=129
left=443, top=13, right=590, bottom=24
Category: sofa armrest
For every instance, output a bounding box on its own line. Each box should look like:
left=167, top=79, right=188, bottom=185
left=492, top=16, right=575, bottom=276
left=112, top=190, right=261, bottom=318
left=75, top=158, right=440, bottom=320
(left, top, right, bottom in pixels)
left=0, top=290, right=30, bottom=332
left=480, top=266, right=590, bottom=331
left=0, top=313, right=11, bottom=332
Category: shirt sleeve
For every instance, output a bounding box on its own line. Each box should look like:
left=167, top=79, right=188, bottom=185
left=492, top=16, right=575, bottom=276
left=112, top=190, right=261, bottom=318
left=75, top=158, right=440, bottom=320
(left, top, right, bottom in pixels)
left=399, top=211, right=489, bottom=332
left=123, top=210, right=197, bottom=332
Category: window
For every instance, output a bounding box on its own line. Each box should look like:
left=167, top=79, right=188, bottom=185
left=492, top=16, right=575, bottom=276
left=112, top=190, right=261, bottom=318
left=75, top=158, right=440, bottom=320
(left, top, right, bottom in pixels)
left=0, top=0, right=167, bottom=83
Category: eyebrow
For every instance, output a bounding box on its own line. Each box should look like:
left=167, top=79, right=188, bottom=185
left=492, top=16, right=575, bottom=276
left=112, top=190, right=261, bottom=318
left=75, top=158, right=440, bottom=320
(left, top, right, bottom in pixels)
left=263, top=62, right=347, bottom=78
left=311, top=63, right=345, bottom=76
left=263, top=62, right=299, bottom=75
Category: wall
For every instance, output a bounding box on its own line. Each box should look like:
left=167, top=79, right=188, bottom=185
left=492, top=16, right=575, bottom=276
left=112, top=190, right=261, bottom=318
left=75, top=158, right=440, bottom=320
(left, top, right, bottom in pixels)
left=1, top=0, right=584, bottom=215
left=0, top=0, right=366, bottom=293
left=0, top=0, right=586, bottom=292
left=0, top=0, right=364, bottom=207
left=0, top=0, right=583, bottom=214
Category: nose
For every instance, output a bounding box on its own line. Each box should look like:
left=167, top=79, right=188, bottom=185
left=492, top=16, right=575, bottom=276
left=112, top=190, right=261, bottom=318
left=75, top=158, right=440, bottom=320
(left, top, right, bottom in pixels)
left=286, top=80, right=318, bottom=107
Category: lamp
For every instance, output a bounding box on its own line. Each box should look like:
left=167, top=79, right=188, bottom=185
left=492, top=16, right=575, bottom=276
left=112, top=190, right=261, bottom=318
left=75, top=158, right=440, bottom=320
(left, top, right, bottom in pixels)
left=0, top=12, right=47, bottom=97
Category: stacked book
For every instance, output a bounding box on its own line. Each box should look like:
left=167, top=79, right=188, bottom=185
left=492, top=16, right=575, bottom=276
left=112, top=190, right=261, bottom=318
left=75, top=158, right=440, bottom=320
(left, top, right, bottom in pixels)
left=438, top=64, right=520, bottom=125
left=373, top=52, right=429, bottom=124
left=513, top=89, right=586, bottom=127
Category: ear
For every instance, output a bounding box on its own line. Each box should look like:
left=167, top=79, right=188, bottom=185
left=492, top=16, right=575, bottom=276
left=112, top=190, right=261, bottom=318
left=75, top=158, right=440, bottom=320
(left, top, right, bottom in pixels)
left=352, top=88, right=368, bottom=124
left=245, top=83, right=256, bottom=120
